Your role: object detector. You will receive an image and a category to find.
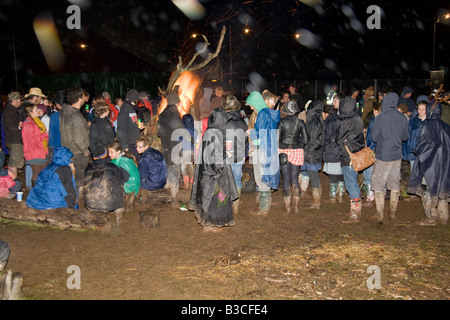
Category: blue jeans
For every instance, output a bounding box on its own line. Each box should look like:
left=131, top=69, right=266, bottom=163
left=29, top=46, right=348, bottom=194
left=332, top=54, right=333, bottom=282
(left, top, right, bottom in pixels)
left=342, top=165, right=360, bottom=199
left=231, top=163, right=243, bottom=189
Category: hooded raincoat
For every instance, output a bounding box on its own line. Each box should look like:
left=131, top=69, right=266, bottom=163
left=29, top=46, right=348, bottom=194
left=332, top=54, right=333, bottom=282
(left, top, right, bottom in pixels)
left=247, top=92, right=281, bottom=190
left=408, top=102, right=450, bottom=199
left=190, top=108, right=239, bottom=228
left=26, top=147, right=78, bottom=210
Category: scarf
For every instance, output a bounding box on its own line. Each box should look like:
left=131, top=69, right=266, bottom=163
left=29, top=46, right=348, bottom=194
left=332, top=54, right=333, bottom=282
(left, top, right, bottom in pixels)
left=32, top=116, right=48, bottom=151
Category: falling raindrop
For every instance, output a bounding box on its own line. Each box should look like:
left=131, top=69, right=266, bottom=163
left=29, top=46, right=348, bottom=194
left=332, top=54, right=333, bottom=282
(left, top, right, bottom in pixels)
left=296, top=28, right=321, bottom=50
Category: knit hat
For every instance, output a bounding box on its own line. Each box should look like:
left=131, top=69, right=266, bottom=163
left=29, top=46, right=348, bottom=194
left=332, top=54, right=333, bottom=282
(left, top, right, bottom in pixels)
left=37, top=104, right=48, bottom=115
left=126, top=89, right=139, bottom=102
left=285, top=101, right=299, bottom=114
left=166, top=91, right=180, bottom=105
left=139, top=91, right=148, bottom=99
left=25, top=87, right=47, bottom=99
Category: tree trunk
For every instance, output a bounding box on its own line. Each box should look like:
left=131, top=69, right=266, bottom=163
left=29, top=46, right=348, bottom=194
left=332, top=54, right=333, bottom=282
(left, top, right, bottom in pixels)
left=0, top=201, right=112, bottom=232
left=139, top=210, right=160, bottom=229
left=0, top=270, right=23, bottom=300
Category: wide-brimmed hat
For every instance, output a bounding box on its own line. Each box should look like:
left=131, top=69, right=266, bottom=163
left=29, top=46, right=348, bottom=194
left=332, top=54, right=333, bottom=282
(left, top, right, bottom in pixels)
left=25, top=87, right=47, bottom=99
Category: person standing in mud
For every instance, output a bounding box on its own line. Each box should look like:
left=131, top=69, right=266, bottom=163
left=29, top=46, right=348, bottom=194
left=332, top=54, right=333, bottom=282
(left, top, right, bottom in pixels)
left=190, top=108, right=239, bottom=233
left=59, top=87, right=90, bottom=192
left=370, top=92, right=409, bottom=223
left=246, top=91, right=280, bottom=216
left=408, top=100, right=449, bottom=226
left=337, top=97, right=366, bottom=224
left=157, top=90, right=185, bottom=205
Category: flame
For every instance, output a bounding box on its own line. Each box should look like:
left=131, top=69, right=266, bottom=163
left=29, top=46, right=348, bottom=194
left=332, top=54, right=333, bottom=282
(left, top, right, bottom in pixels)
left=159, top=71, right=202, bottom=117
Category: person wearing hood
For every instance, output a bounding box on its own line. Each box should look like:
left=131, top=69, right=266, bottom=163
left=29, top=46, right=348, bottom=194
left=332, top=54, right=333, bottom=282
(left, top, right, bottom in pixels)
left=117, top=89, right=141, bottom=153
left=301, top=100, right=325, bottom=209
left=246, top=91, right=280, bottom=215
left=278, top=101, right=308, bottom=213
left=398, top=85, right=416, bottom=118
left=157, top=90, right=185, bottom=204
left=181, top=108, right=196, bottom=190
left=190, top=108, right=239, bottom=232
left=83, top=157, right=129, bottom=223
left=223, top=95, right=248, bottom=215
left=337, top=97, right=366, bottom=223
left=26, top=147, right=78, bottom=210
left=408, top=101, right=449, bottom=226
left=371, top=92, right=409, bottom=223
left=323, top=93, right=345, bottom=204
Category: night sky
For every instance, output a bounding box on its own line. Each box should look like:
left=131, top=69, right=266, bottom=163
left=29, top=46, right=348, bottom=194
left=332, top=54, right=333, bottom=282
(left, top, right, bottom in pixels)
left=0, top=0, right=449, bottom=92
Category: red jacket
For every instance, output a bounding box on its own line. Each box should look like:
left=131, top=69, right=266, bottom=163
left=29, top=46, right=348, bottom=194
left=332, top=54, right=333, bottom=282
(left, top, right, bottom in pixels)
left=106, top=99, right=119, bottom=123
left=137, top=99, right=153, bottom=116
left=0, top=174, right=15, bottom=198
left=21, top=117, right=49, bottom=161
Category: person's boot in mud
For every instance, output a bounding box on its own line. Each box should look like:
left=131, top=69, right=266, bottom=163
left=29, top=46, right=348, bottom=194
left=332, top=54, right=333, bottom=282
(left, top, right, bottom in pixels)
left=341, top=197, right=361, bottom=223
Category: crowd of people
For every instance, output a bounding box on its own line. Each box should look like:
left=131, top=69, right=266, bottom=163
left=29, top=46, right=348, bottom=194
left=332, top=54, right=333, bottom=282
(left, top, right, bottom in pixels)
left=0, top=81, right=448, bottom=232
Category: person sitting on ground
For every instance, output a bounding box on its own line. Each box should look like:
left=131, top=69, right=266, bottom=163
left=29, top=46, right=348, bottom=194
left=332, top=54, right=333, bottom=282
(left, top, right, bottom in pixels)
left=83, top=157, right=129, bottom=224
left=136, top=135, right=167, bottom=192
left=0, top=167, right=23, bottom=199
left=26, top=147, right=78, bottom=210
left=108, top=142, right=140, bottom=211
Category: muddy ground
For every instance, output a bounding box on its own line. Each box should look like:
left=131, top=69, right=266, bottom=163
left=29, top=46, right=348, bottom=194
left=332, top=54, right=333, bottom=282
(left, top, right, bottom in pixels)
left=0, top=170, right=448, bottom=301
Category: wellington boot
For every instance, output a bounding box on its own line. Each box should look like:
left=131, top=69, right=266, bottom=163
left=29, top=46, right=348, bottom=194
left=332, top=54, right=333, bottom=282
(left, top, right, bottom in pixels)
left=114, top=208, right=125, bottom=225
left=436, top=199, right=448, bottom=225
left=250, top=191, right=270, bottom=216
left=124, top=193, right=136, bottom=213
left=181, top=175, right=190, bottom=190
left=232, top=188, right=242, bottom=215
left=300, top=175, right=311, bottom=199
left=337, top=181, right=345, bottom=203
left=308, top=187, right=321, bottom=210
left=292, top=188, right=300, bottom=214
left=389, top=190, right=400, bottom=220
left=283, top=196, right=291, bottom=213
left=371, top=191, right=385, bottom=223
left=341, top=198, right=361, bottom=223
left=329, top=183, right=337, bottom=204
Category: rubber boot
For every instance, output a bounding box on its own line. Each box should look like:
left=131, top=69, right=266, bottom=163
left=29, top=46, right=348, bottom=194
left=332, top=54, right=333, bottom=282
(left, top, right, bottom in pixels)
left=114, top=208, right=124, bottom=225
left=292, top=188, right=301, bottom=214
left=181, top=175, right=190, bottom=190
left=437, top=198, right=448, bottom=225
left=300, top=174, right=310, bottom=199
left=250, top=191, right=271, bottom=215
left=371, top=191, right=385, bottom=223
left=283, top=188, right=291, bottom=213
left=329, top=183, right=337, bottom=204
left=341, top=198, right=361, bottom=223
left=337, top=181, right=345, bottom=203
left=389, top=190, right=400, bottom=220
left=363, top=183, right=375, bottom=207
left=125, top=192, right=136, bottom=213
left=233, top=187, right=242, bottom=215
left=416, top=189, right=437, bottom=226
left=308, top=187, right=321, bottom=210
left=170, top=184, right=179, bottom=209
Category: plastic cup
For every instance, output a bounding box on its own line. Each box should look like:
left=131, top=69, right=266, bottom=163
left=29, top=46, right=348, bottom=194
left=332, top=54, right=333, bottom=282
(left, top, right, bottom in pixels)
left=16, top=192, right=23, bottom=201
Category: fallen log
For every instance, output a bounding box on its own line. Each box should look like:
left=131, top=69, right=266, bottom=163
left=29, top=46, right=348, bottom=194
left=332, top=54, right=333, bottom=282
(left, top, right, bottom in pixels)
left=0, top=200, right=112, bottom=232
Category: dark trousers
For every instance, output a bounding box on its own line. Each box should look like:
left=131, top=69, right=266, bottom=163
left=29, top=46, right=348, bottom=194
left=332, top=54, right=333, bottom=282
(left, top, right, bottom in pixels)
left=72, top=153, right=90, bottom=190
left=280, top=162, right=300, bottom=195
